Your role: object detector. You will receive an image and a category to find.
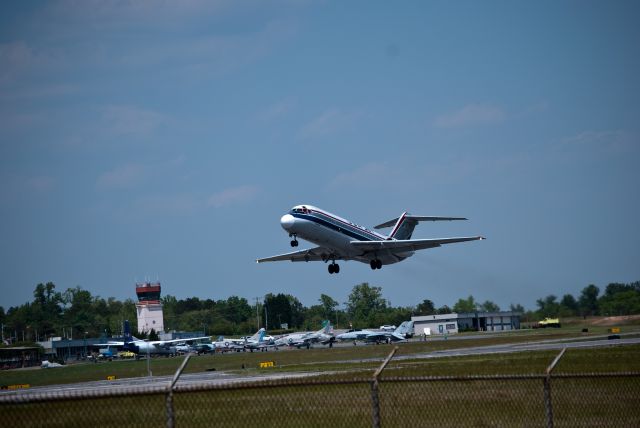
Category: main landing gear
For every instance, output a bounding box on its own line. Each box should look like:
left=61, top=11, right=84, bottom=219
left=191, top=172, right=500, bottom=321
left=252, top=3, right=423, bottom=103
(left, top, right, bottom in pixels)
left=328, top=262, right=340, bottom=274
left=370, top=259, right=383, bottom=270
left=289, top=233, right=298, bottom=247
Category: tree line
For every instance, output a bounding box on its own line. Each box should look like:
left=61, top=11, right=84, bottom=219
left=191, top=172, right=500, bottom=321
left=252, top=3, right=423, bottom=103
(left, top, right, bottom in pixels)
left=1, top=280, right=638, bottom=344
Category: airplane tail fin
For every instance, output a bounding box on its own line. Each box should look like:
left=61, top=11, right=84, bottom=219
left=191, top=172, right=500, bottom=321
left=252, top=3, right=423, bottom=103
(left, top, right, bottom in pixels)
left=124, top=320, right=133, bottom=343
left=394, top=321, right=414, bottom=337
left=319, top=320, right=333, bottom=334
left=388, top=213, right=416, bottom=240
left=248, top=328, right=266, bottom=342
left=375, top=214, right=468, bottom=240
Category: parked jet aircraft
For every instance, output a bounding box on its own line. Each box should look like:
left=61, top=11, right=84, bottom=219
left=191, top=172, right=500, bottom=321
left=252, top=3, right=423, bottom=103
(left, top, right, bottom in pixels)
left=243, top=328, right=277, bottom=352
left=257, top=205, right=484, bottom=273
left=336, top=321, right=415, bottom=344
left=195, top=336, right=245, bottom=354
left=274, top=320, right=335, bottom=349
left=95, top=321, right=209, bottom=356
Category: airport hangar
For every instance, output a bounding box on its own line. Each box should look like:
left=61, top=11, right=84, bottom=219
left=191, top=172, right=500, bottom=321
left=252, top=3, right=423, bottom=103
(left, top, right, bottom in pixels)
left=412, top=311, right=522, bottom=335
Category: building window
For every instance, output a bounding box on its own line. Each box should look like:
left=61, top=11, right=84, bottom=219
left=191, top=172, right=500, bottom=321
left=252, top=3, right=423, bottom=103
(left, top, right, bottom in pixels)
left=446, top=323, right=456, bottom=330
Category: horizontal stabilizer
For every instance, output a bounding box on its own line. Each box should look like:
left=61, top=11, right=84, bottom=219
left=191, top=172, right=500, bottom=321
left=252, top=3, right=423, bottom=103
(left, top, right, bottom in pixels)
left=374, top=215, right=467, bottom=229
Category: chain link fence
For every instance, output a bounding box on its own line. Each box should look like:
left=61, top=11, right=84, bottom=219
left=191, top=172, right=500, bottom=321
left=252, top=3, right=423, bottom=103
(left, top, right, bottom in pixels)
left=1, top=352, right=639, bottom=427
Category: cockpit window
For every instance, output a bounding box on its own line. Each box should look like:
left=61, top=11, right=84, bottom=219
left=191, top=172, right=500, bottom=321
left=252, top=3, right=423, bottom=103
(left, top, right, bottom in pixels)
left=292, top=206, right=309, bottom=214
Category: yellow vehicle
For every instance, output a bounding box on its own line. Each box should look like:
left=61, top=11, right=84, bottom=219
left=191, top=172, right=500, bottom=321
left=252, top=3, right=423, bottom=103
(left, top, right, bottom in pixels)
left=117, top=351, right=136, bottom=359
left=535, top=318, right=561, bottom=328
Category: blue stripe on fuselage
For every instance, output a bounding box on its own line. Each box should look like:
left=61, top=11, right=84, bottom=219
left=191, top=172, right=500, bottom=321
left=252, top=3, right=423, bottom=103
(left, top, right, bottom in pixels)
left=291, top=211, right=378, bottom=242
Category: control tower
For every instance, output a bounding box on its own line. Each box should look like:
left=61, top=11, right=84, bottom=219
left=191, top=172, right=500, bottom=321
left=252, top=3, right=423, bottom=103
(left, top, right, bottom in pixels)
left=135, top=281, right=164, bottom=334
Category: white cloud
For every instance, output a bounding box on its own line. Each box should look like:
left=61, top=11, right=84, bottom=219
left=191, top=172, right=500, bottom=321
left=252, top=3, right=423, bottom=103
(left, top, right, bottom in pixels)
left=101, top=105, right=167, bottom=137
left=97, top=163, right=149, bottom=189
left=329, top=162, right=393, bottom=189
left=207, top=185, right=258, bottom=208
left=556, top=130, right=637, bottom=154
left=25, top=176, right=56, bottom=192
left=258, top=97, right=297, bottom=122
left=297, top=108, right=361, bottom=140
left=433, top=104, right=505, bottom=128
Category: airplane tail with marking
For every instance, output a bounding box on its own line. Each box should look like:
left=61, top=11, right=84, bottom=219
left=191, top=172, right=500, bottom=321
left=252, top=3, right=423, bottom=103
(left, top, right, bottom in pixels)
left=245, top=328, right=266, bottom=343
left=318, top=320, right=333, bottom=335
left=388, top=212, right=415, bottom=240
left=124, top=320, right=133, bottom=343
left=394, top=321, right=414, bottom=337
left=375, top=214, right=468, bottom=240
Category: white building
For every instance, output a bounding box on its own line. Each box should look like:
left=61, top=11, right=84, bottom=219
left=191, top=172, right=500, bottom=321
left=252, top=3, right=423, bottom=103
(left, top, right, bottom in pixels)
left=412, top=311, right=521, bottom=336
left=135, top=282, right=164, bottom=334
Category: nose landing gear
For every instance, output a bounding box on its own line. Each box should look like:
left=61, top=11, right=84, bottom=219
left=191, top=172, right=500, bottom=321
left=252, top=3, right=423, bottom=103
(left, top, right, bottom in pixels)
left=369, top=259, right=383, bottom=270
left=289, top=234, right=298, bottom=247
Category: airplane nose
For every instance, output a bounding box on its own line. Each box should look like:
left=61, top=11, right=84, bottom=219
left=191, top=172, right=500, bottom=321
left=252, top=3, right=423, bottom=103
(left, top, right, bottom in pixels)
left=280, top=214, right=295, bottom=231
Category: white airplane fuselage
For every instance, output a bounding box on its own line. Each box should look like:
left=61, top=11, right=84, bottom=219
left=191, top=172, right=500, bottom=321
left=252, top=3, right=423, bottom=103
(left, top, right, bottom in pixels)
left=280, top=205, right=412, bottom=265
left=257, top=204, right=483, bottom=274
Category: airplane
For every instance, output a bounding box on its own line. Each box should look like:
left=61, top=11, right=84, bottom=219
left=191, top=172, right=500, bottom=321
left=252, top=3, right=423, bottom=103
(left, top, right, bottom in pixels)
left=274, top=320, right=335, bottom=349
left=194, top=336, right=245, bottom=354
left=41, top=360, right=64, bottom=368
left=243, top=328, right=277, bottom=352
left=95, top=321, right=210, bottom=356
left=336, top=321, right=415, bottom=345
left=257, top=205, right=484, bottom=274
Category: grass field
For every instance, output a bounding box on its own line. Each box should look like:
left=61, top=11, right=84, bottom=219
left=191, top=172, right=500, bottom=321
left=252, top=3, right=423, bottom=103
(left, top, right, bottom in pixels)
left=1, top=326, right=639, bottom=388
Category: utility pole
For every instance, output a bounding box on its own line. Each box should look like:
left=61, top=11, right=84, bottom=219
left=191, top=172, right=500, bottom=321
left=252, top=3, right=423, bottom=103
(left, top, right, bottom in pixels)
left=264, top=305, right=268, bottom=331
left=255, top=297, right=260, bottom=330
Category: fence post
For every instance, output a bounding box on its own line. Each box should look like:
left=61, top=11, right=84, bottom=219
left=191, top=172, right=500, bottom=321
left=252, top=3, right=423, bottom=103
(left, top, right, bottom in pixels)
left=543, top=348, right=566, bottom=428
left=166, top=354, right=191, bottom=428
left=371, top=346, right=398, bottom=428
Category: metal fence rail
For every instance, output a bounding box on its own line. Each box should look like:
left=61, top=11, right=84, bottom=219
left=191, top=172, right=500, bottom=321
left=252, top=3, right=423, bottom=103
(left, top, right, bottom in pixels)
left=1, top=351, right=639, bottom=427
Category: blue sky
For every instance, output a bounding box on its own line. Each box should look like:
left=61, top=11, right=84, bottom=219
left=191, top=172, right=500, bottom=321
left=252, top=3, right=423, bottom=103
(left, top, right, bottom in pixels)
left=1, top=1, right=639, bottom=312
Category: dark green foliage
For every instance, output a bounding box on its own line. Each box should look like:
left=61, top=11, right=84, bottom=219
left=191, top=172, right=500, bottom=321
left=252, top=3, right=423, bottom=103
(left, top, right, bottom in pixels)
left=3, top=280, right=640, bottom=341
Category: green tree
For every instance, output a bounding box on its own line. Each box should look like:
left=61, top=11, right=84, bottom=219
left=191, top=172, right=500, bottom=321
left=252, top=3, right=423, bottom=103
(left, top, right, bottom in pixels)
left=479, top=300, right=500, bottom=312
left=415, top=299, right=436, bottom=315
left=598, top=282, right=640, bottom=316
left=264, top=293, right=293, bottom=329
left=509, top=303, right=525, bottom=313
left=346, top=283, right=388, bottom=327
left=63, top=287, right=96, bottom=337
left=453, top=296, right=477, bottom=313
left=559, top=294, right=578, bottom=317
left=578, top=284, right=600, bottom=317
left=536, top=295, right=560, bottom=318
left=436, top=305, right=452, bottom=314
left=319, top=294, right=338, bottom=320
left=148, top=328, right=159, bottom=341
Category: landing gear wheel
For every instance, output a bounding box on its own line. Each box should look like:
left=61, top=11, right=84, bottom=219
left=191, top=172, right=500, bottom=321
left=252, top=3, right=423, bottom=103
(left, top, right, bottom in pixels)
left=370, top=259, right=383, bottom=270
left=376, top=259, right=382, bottom=269
left=328, top=263, right=340, bottom=274
left=289, top=234, right=298, bottom=247
left=370, top=260, right=377, bottom=270
left=290, top=240, right=298, bottom=247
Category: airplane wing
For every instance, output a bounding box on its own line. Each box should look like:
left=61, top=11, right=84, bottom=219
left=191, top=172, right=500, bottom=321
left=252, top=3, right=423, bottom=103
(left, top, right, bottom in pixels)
left=256, top=246, right=343, bottom=263
left=374, top=216, right=467, bottom=229
left=365, top=332, right=405, bottom=342
left=152, top=336, right=210, bottom=345
left=350, top=236, right=485, bottom=252
left=93, top=341, right=125, bottom=347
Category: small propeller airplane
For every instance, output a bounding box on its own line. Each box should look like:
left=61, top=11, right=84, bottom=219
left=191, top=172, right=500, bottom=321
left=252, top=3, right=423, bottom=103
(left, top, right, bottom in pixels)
left=257, top=205, right=484, bottom=274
